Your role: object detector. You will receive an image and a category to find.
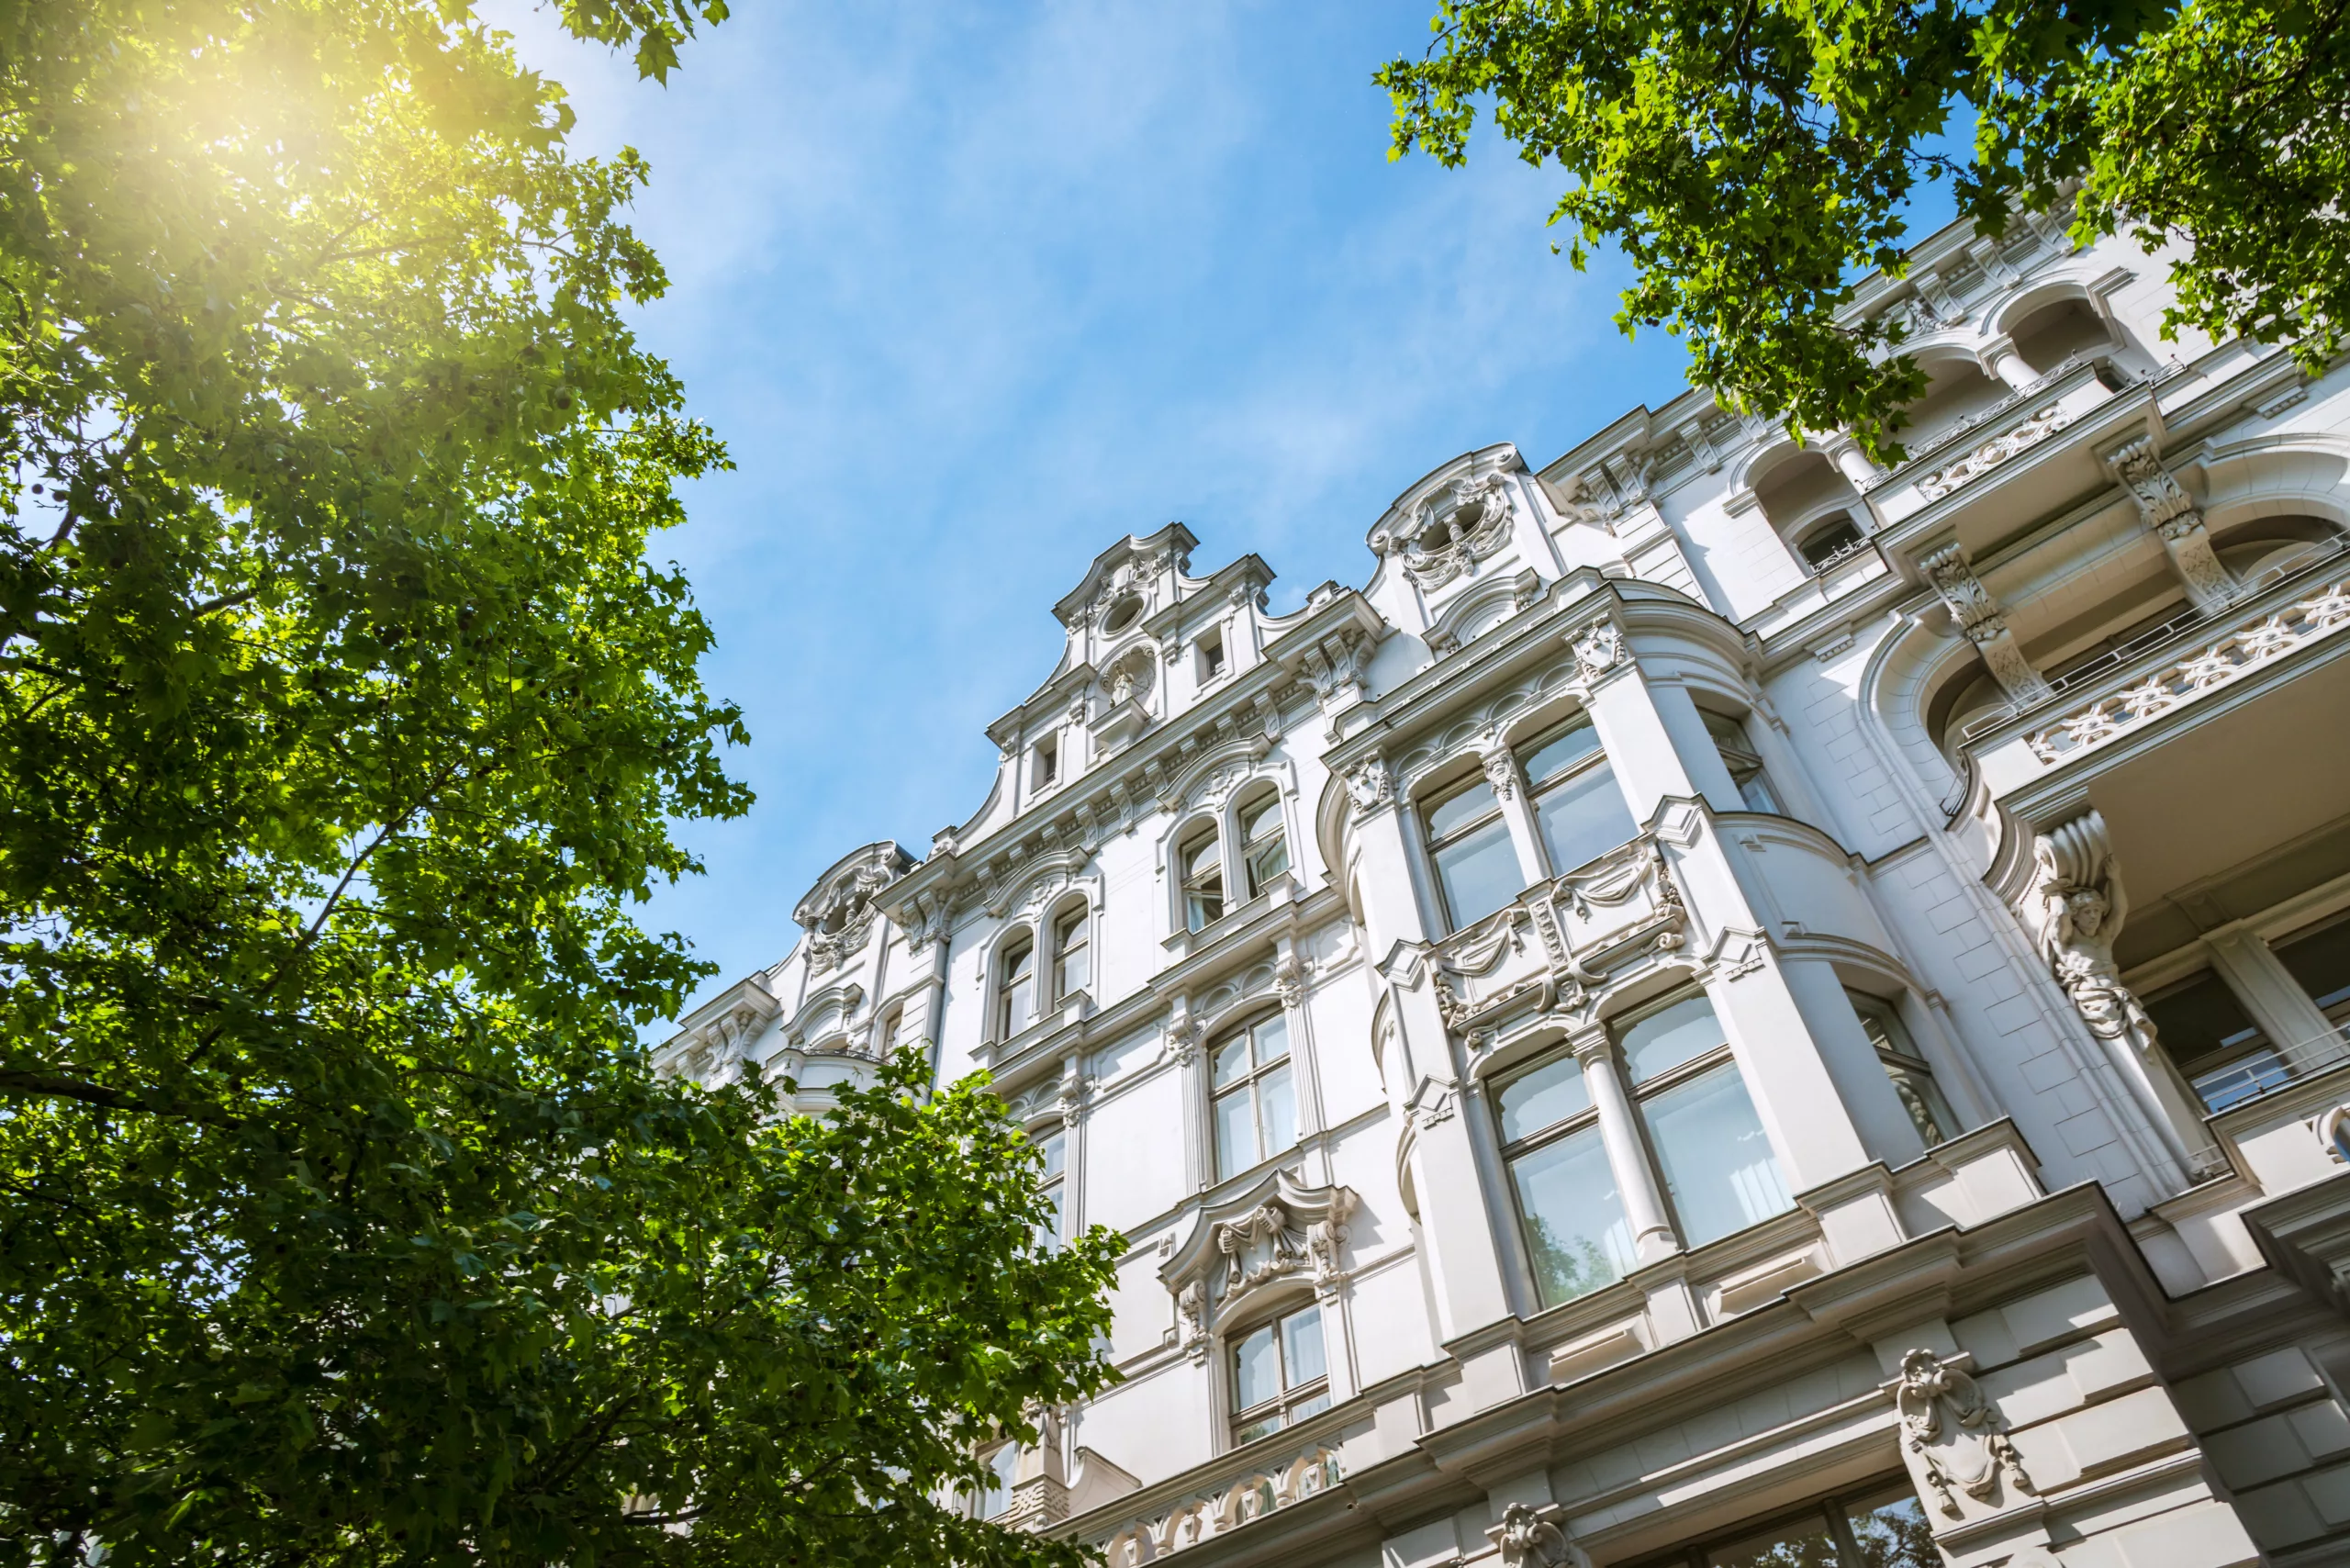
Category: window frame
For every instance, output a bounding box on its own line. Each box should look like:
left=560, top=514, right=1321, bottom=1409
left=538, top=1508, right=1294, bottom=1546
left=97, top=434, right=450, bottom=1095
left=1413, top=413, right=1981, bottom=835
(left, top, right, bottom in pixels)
left=1033, top=1123, right=1068, bottom=1252
left=1521, top=714, right=1639, bottom=880
left=1178, top=823, right=1225, bottom=933
left=1494, top=989, right=1794, bottom=1306
left=1238, top=787, right=1291, bottom=900
left=1625, top=1476, right=1937, bottom=1568
left=1034, top=734, right=1058, bottom=790
left=995, top=931, right=1036, bottom=1042
left=1421, top=771, right=1519, bottom=931
left=1226, top=1299, right=1331, bottom=1447
left=1846, top=989, right=1957, bottom=1148
left=1210, top=1012, right=1298, bottom=1183
left=1050, top=903, right=1091, bottom=1002
left=1700, top=707, right=1783, bottom=815
left=1196, top=627, right=1227, bottom=683
left=2143, top=966, right=2288, bottom=1112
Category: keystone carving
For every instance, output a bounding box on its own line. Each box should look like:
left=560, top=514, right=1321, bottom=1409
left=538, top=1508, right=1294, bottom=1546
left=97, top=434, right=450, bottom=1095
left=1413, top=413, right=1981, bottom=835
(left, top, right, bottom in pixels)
left=1567, top=619, right=1628, bottom=684
left=1890, top=1349, right=2037, bottom=1518
left=1490, top=1502, right=1583, bottom=1568
left=1342, top=757, right=1394, bottom=818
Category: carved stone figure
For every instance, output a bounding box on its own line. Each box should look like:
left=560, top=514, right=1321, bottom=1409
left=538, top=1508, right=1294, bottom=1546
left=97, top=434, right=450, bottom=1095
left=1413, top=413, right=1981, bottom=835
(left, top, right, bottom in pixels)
left=794, top=841, right=916, bottom=972
left=1492, top=1502, right=1577, bottom=1568
left=1343, top=757, right=1394, bottom=817
left=2032, top=811, right=2164, bottom=1066
left=1921, top=542, right=2053, bottom=701
left=1891, top=1348, right=2037, bottom=1518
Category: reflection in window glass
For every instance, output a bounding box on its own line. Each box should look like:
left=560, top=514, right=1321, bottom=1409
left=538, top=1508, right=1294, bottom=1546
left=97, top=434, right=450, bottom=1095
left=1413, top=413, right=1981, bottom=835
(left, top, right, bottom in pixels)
left=1620, top=994, right=1727, bottom=1083
left=1703, top=709, right=1784, bottom=814
left=1705, top=1510, right=1840, bottom=1567
left=1426, top=778, right=1521, bottom=928
left=1841, top=1486, right=1938, bottom=1567
left=1534, top=762, right=1639, bottom=877
left=1643, top=1066, right=1793, bottom=1247
left=1508, top=1124, right=1635, bottom=1305
left=1240, top=790, right=1291, bottom=898
left=1499, top=1055, right=1593, bottom=1141
left=2143, top=970, right=2283, bottom=1110
left=2276, top=913, right=2350, bottom=1024
left=1212, top=1014, right=1296, bottom=1182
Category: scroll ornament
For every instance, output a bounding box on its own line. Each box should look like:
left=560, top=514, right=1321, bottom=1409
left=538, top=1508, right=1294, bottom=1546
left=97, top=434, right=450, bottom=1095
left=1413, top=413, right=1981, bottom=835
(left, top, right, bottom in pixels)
left=1893, top=1349, right=2038, bottom=1518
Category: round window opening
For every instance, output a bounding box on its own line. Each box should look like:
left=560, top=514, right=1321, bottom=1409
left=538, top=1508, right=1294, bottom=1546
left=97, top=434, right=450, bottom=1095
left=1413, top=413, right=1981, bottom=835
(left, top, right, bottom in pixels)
left=1102, top=592, right=1144, bottom=634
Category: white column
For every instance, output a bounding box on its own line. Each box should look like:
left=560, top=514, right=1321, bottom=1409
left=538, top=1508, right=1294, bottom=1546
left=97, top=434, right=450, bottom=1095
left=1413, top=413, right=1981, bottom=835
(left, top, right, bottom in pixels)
left=1483, top=745, right=1552, bottom=884
left=1573, top=1028, right=1678, bottom=1263
left=1981, top=337, right=2037, bottom=389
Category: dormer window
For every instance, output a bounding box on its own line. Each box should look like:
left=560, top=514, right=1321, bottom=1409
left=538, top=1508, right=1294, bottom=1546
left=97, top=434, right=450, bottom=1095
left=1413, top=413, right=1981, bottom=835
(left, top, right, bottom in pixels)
left=1035, top=735, right=1058, bottom=789
left=1198, top=628, right=1227, bottom=682
left=1181, top=826, right=1225, bottom=932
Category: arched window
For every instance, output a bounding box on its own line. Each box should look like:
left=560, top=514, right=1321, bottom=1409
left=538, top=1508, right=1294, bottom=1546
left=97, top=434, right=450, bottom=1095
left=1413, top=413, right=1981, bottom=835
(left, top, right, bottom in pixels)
left=1238, top=787, right=1289, bottom=898
left=996, top=933, right=1035, bottom=1040
left=1795, top=511, right=1868, bottom=574
left=1524, top=716, right=1637, bottom=877
left=1423, top=774, right=1517, bottom=929
left=1702, top=709, right=1782, bottom=813
left=1212, top=1013, right=1295, bottom=1182
left=1051, top=904, right=1090, bottom=1001
left=1180, top=825, right=1225, bottom=932
left=1230, top=1301, right=1329, bottom=1445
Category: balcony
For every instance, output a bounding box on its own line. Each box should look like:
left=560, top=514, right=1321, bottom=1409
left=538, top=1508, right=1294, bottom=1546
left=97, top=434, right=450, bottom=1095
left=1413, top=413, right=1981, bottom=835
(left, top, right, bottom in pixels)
left=1088, top=1428, right=1347, bottom=1564
left=1971, top=541, right=2350, bottom=806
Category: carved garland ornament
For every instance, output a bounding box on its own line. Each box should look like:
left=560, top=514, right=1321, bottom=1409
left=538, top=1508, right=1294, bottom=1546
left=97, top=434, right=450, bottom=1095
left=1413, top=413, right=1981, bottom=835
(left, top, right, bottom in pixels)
left=1379, top=471, right=1517, bottom=589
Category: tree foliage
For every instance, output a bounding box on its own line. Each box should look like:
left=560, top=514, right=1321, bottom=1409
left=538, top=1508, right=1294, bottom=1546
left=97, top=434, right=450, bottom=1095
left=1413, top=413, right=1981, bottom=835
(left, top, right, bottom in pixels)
left=0, top=2, right=1119, bottom=1562
left=1378, top=0, right=2350, bottom=458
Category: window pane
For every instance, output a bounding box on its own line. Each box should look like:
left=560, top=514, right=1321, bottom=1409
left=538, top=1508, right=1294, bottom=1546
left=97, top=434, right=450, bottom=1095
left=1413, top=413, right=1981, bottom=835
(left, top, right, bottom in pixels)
left=1233, top=1411, right=1282, bottom=1445
left=1509, top=1124, right=1634, bottom=1306
left=1183, top=835, right=1220, bottom=880
left=1287, top=1390, right=1332, bottom=1424
left=1620, top=994, right=1726, bottom=1083
left=1705, top=1509, right=1841, bottom=1567
left=2277, top=914, right=2350, bottom=1019
left=1214, top=1088, right=1256, bottom=1182
left=1883, top=1060, right=1953, bottom=1147
left=1038, top=1130, right=1066, bottom=1180
left=1213, top=1036, right=1251, bottom=1088
left=1738, top=775, right=1784, bottom=813
left=1253, top=1013, right=1290, bottom=1065
left=1280, top=1305, right=1326, bottom=1389
left=1534, top=760, right=1637, bottom=875
left=1842, top=1486, right=1938, bottom=1567
left=982, top=1442, right=1022, bottom=1518
left=1039, top=1182, right=1065, bottom=1250
left=1005, top=974, right=1034, bottom=1033
left=1257, top=1063, right=1297, bottom=1158
left=2192, top=1049, right=2293, bottom=1113
left=1232, top=1324, right=1280, bottom=1412
left=1241, top=794, right=1281, bottom=844
left=1426, top=778, right=1498, bottom=840
left=1498, top=1055, right=1592, bottom=1142
left=1524, top=720, right=1605, bottom=784
left=1643, top=1064, right=1793, bottom=1247
left=1436, top=815, right=1521, bottom=927
left=1248, top=836, right=1291, bottom=894
left=2143, top=971, right=2272, bottom=1108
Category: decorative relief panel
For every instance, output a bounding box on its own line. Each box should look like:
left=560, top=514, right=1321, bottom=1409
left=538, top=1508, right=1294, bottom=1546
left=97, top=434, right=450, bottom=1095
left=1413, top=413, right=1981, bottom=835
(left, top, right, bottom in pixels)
left=1094, top=1439, right=1344, bottom=1564
left=1889, top=1349, right=2038, bottom=1518
left=2021, top=572, right=2350, bottom=762
left=1915, top=404, right=2071, bottom=501
left=792, top=840, right=916, bottom=973
left=1370, top=470, right=1517, bottom=589
left=1159, top=1171, right=1357, bottom=1363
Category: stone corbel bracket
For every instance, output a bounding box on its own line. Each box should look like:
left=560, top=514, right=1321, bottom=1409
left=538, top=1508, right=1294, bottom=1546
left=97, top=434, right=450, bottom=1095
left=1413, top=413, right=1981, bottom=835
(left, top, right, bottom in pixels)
left=2103, top=435, right=2235, bottom=610
left=1160, top=1170, right=1360, bottom=1362
left=1919, top=540, right=2053, bottom=703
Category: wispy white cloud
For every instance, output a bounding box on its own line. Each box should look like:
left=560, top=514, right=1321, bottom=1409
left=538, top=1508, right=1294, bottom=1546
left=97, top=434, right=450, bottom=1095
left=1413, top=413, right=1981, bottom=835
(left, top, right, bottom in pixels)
left=485, top=0, right=1692, bottom=1018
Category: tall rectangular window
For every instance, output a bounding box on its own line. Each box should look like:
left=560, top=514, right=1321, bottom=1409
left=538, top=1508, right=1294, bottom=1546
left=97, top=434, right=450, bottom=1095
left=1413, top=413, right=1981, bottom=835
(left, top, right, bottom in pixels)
left=1847, top=990, right=1956, bottom=1147
left=1034, top=734, right=1058, bottom=788
left=1497, top=1053, right=1633, bottom=1306
left=2143, top=970, right=2286, bottom=1111
left=1702, top=709, right=1782, bottom=814
left=1524, top=718, right=1637, bottom=877
left=1197, top=628, right=1227, bottom=682
left=1230, top=1302, right=1329, bottom=1444
left=1212, top=1014, right=1295, bottom=1182
left=1051, top=909, right=1089, bottom=1000
left=1181, top=828, right=1225, bottom=932
left=997, top=936, right=1035, bottom=1041
left=1035, top=1127, right=1066, bottom=1251
left=1424, top=777, right=1519, bottom=929
left=1618, top=995, right=1792, bottom=1249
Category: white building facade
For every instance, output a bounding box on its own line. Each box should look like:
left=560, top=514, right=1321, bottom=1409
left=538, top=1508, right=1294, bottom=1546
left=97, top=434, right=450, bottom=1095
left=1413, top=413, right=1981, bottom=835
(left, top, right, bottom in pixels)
left=663, top=215, right=2350, bottom=1568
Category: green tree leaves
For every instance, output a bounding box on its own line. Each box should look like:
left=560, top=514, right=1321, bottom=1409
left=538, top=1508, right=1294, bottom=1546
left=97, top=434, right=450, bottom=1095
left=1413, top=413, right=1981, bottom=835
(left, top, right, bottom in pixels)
left=0, top=4, right=1119, bottom=1562
left=1379, top=0, right=2350, bottom=459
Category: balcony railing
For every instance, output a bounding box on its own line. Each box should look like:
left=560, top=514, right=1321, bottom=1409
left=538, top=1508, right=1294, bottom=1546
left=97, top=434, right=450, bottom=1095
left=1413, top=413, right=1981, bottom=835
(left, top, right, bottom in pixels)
left=1090, top=1436, right=1344, bottom=1564
left=2193, top=1023, right=2350, bottom=1117
left=1960, top=536, right=2350, bottom=747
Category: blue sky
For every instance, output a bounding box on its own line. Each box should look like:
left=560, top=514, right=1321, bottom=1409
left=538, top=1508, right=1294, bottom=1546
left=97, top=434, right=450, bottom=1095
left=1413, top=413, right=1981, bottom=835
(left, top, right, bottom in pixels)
left=491, top=1, right=1698, bottom=1023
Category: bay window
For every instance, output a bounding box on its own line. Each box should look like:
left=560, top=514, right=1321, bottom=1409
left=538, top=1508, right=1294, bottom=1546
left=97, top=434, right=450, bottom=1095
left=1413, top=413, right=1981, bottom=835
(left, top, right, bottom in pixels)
left=1702, top=709, right=1783, bottom=814
left=1230, top=1302, right=1329, bottom=1444
left=1847, top=990, right=1957, bottom=1147
left=1424, top=776, right=1518, bottom=929
left=1497, top=991, right=1792, bottom=1306
left=1525, top=717, right=1637, bottom=877
left=1213, top=1013, right=1296, bottom=1182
